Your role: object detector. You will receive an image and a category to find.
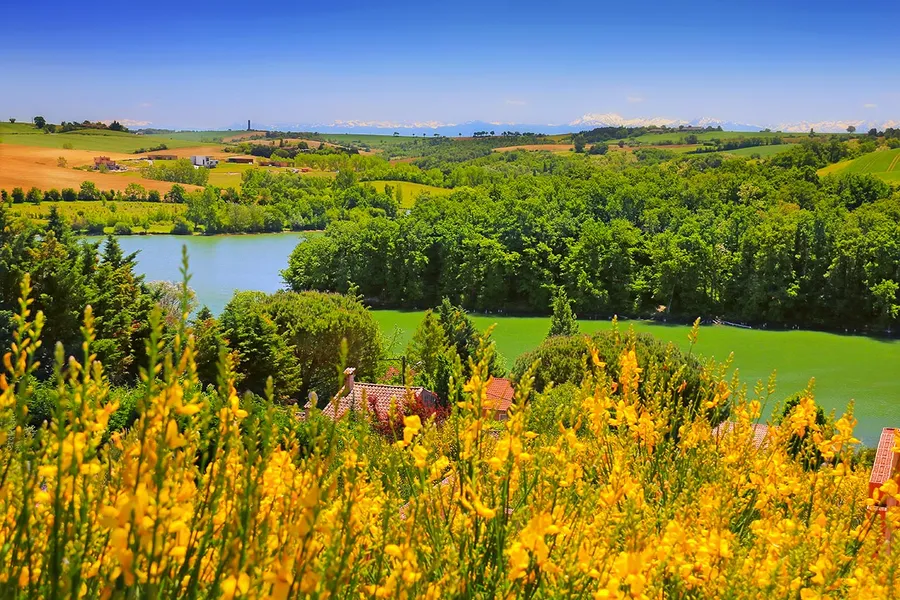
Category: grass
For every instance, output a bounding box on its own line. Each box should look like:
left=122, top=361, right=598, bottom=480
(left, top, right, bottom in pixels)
left=723, top=144, right=795, bottom=157
left=366, top=180, right=452, bottom=207
left=372, top=310, right=900, bottom=444
left=817, top=147, right=900, bottom=183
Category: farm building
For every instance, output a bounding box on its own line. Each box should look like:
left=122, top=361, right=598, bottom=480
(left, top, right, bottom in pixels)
left=312, top=367, right=437, bottom=422
left=484, top=377, right=515, bottom=420
left=227, top=156, right=254, bottom=164
left=146, top=153, right=177, bottom=160
left=93, top=156, right=121, bottom=171
left=191, top=155, right=219, bottom=168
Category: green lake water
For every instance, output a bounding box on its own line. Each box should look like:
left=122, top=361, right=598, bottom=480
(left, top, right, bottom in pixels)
left=109, top=234, right=899, bottom=445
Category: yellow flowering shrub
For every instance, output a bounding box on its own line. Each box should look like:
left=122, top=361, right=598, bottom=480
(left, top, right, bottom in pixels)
left=1, top=276, right=899, bottom=599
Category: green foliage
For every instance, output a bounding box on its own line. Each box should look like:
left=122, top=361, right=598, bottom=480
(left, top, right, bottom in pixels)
left=142, top=158, right=210, bottom=186
left=0, top=210, right=155, bottom=383
left=220, top=290, right=383, bottom=402
left=406, top=309, right=452, bottom=390
left=547, top=287, right=578, bottom=337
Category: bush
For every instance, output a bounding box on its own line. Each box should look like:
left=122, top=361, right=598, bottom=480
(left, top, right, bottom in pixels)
left=0, top=289, right=888, bottom=599
left=61, top=188, right=77, bottom=202
left=26, top=187, right=42, bottom=204
left=113, top=221, right=133, bottom=235
left=44, top=188, right=61, bottom=202
left=11, top=188, right=24, bottom=204
left=170, top=217, right=193, bottom=235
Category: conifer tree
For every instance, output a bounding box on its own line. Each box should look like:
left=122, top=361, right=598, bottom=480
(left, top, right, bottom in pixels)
left=547, top=287, right=578, bottom=337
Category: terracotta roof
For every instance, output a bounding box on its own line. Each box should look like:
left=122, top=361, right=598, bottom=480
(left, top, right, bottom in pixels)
left=869, top=428, right=899, bottom=510
left=485, top=377, right=514, bottom=412
left=712, top=421, right=771, bottom=448
left=321, top=383, right=433, bottom=421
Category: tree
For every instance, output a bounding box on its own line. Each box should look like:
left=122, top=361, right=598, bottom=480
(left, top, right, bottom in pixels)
left=108, top=120, right=125, bottom=131
left=10, top=188, right=24, bottom=204
left=33, top=116, right=46, bottom=129
left=573, top=136, right=585, bottom=153
left=406, top=309, right=452, bottom=390
left=221, top=290, right=383, bottom=402
left=846, top=125, right=856, bottom=134
left=8, top=118, right=15, bottom=124
left=165, top=184, right=187, bottom=203
left=26, top=187, right=42, bottom=204
left=547, top=287, right=578, bottom=337
left=148, top=189, right=161, bottom=203
left=78, top=181, right=100, bottom=200
left=145, top=280, right=197, bottom=328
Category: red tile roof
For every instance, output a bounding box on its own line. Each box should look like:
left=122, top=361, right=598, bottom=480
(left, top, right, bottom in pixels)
left=321, top=383, right=434, bottom=421
left=485, top=377, right=514, bottom=412
left=869, top=428, right=899, bottom=510
left=712, top=421, right=771, bottom=448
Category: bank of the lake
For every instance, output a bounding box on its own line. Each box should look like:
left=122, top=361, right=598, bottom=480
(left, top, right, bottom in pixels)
left=104, top=234, right=898, bottom=445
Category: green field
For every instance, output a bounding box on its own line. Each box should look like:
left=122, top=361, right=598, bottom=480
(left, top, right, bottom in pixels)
left=10, top=200, right=186, bottom=233
left=722, top=144, right=795, bottom=157
left=818, top=147, right=900, bottom=183
left=367, top=180, right=452, bottom=207
left=0, top=125, right=205, bottom=153
left=372, top=310, right=899, bottom=445
left=624, top=130, right=808, bottom=144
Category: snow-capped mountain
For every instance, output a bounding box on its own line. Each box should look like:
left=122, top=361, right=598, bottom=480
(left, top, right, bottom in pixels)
left=210, top=114, right=897, bottom=136
left=775, top=119, right=900, bottom=133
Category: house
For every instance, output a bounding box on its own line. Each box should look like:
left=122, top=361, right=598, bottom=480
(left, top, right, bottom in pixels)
left=869, top=427, right=899, bottom=548
left=93, top=156, right=119, bottom=170
left=146, top=153, right=177, bottom=160
left=227, top=156, right=254, bottom=164
left=316, top=368, right=437, bottom=421
left=870, top=428, right=899, bottom=510
left=484, top=377, right=515, bottom=420
left=191, top=155, right=219, bottom=168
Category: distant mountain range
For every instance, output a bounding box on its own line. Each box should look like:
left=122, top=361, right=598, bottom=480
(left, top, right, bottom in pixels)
left=212, top=113, right=900, bottom=136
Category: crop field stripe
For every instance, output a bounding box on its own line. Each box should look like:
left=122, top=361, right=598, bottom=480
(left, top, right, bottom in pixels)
left=888, top=152, right=900, bottom=172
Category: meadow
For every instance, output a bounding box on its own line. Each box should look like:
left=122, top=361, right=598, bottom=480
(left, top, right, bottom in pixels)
left=373, top=310, right=900, bottom=445
left=366, top=180, right=452, bottom=206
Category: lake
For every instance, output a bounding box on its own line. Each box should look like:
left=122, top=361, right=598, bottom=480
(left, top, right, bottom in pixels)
left=111, top=233, right=308, bottom=314
left=110, top=234, right=898, bottom=445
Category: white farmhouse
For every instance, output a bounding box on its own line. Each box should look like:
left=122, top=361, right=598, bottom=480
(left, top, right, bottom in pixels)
left=190, top=155, right=219, bottom=168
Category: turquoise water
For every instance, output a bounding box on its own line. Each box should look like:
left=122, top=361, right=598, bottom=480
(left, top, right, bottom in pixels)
left=107, top=235, right=898, bottom=445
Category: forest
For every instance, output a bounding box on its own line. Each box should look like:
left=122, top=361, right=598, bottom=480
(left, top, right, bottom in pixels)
left=282, top=138, right=900, bottom=331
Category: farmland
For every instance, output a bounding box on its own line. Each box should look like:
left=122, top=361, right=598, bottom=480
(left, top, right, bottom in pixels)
left=817, top=147, right=900, bottom=183
left=0, top=123, right=202, bottom=152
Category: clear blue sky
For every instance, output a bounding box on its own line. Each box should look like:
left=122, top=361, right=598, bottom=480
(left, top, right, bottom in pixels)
left=2, top=0, right=897, bottom=128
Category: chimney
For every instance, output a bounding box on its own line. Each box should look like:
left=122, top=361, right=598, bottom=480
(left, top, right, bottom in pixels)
left=344, top=367, right=356, bottom=393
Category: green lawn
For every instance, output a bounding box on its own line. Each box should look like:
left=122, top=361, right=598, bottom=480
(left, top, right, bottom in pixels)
left=366, top=180, right=452, bottom=207
left=372, top=310, right=899, bottom=445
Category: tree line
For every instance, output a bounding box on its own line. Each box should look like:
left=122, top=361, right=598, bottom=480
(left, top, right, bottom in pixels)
left=283, top=140, right=900, bottom=331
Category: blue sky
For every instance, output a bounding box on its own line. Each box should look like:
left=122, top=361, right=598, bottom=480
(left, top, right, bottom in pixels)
left=2, top=0, right=898, bottom=129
